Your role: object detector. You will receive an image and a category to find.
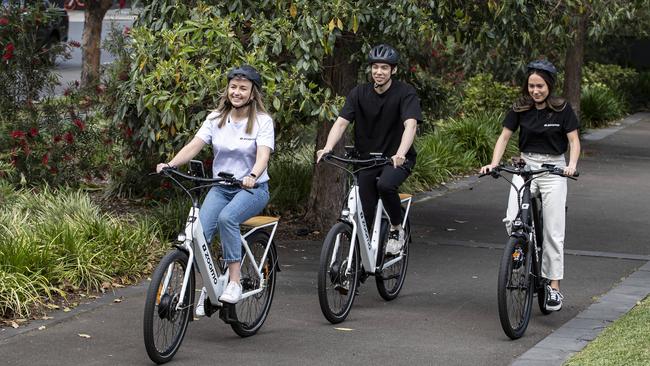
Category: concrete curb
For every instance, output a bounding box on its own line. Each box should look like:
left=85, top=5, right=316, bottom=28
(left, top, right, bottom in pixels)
left=581, top=112, right=650, bottom=141
left=0, top=281, right=149, bottom=343
left=512, top=262, right=650, bottom=366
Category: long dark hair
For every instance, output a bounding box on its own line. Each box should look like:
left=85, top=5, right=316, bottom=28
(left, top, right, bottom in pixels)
left=211, top=77, right=268, bottom=135
left=512, top=70, right=567, bottom=113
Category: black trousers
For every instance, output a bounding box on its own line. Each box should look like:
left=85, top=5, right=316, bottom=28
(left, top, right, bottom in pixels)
left=357, top=161, right=413, bottom=228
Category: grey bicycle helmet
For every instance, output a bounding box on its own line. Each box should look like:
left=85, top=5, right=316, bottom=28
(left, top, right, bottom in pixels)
left=368, top=44, right=399, bottom=65
left=527, top=60, right=557, bottom=80
left=227, top=65, right=262, bottom=88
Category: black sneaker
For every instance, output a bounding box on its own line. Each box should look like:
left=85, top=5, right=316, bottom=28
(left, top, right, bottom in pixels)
left=546, top=285, right=564, bottom=311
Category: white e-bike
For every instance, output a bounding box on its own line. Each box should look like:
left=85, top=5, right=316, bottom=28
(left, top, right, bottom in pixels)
left=143, top=163, right=279, bottom=364
left=317, top=150, right=413, bottom=324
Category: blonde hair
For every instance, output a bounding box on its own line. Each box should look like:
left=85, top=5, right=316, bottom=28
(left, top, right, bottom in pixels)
left=213, top=78, right=268, bottom=134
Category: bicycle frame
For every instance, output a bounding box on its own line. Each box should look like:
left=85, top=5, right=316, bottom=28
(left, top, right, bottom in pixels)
left=157, top=169, right=278, bottom=312
left=322, top=153, right=412, bottom=277
left=338, top=183, right=412, bottom=275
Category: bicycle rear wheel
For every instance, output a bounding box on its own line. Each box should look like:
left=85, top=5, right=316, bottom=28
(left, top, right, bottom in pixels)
left=143, top=249, right=194, bottom=364
left=375, top=214, right=410, bottom=301
left=231, top=231, right=277, bottom=337
left=318, top=222, right=359, bottom=324
left=497, top=237, right=533, bottom=339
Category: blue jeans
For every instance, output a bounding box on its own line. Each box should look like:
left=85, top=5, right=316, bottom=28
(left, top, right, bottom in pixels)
left=199, top=182, right=269, bottom=263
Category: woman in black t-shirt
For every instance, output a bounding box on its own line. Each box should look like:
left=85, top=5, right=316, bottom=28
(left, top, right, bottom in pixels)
left=480, top=60, right=581, bottom=312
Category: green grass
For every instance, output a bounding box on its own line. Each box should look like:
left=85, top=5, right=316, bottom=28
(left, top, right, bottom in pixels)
left=0, top=187, right=165, bottom=318
left=565, top=296, right=650, bottom=366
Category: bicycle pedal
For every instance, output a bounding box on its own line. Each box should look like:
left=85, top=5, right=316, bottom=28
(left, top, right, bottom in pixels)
left=204, top=298, right=220, bottom=318
left=219, top=303, right=240, bottom=324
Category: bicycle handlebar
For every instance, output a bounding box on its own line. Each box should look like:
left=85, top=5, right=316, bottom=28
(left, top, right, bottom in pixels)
left=321, top=152, right=392, bottom=166
left=479, top=164, right=579, bottom=180
left=158, top=167, right=258, bottom=191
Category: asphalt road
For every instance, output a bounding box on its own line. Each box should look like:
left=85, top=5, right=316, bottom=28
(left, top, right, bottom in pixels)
left=1, top=114, right=649, bottom=365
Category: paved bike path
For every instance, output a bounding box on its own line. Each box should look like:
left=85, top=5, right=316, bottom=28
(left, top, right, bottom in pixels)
left=1, top=113, right=649, bottom=365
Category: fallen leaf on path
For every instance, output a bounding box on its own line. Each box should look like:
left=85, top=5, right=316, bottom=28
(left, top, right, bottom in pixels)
left=38, top=326, right=46, bottom=331
left=112, top=283, right=125, bottom=288
left=334, top=327, right=355, bottom=331
left=113, top=298, right=123, bottom=303
left=9, top=321, right=19, bottom=329
left=453, top=219, right=468, bottom=224
left=78, top=333, right=91, bottom=339
left=45, top=304, right=60, bottom=310
left=63, top=307, right=71, bottom=312
left=445, top=228, right=456, bottom=231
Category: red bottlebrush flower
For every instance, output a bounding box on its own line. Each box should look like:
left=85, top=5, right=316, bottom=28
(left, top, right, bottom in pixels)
left=73, top=119, right=85, bottom=130
left=74, top=80, right=79, bottom=87
left=53, top=135, right=62, bottom=143
left=29, top=128, right=39, bottom=137
left=63, top=131, right=74, bottom=144
left=2, top=43, right=14, bottom=60
left=10, top=130, right=25, bottom=139
left=161, top=181, right=172, bottom=190
left=119, top=0, right=126, bottom=9
left=410, top=65, right=417, bottom=72
left=68, top=40, right=81, bottom=48
left=4, top=43, right=13, bottom=53
left=123, top=26, right=131, bottom=35
left=63, top=88, right=71, bottom=96
left=0, top=17, right=9, bottom=26
left=42, top=153, right=49, bottom=166
left=49, top=167, right=58, bottom=174
left=125, top=127, right=133, bottom=138
left=431, top=49, right=439, bottom=58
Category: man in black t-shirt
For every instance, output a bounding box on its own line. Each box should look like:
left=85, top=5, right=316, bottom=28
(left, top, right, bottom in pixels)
left=317, top=44, right=423, bottom=255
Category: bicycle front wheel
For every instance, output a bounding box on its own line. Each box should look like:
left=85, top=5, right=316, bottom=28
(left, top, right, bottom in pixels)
left=143, top=249, right=194, bottom=364
left=375, top=215, right=410, bottom=301
left=231, top=231, right=277, bottom=337
left=318, top=222, right=359, bottom=324
left=497, top=237, right=533, bottom=339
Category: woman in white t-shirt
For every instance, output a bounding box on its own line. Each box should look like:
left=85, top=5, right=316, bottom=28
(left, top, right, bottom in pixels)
left=156, top=65, right=274, bottom=312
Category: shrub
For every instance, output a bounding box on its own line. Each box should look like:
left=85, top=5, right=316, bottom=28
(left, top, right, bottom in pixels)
left=0, top=188, right=164, bottom=318
left=0, top=85, right=115, bottom=187
left=457, top=73, right=519, bottom=115
left=403, top=131, right=475, bottom=192
left=580, top=83, right=626, bottom=128
left=0, top=3, right=71, bottom=115
left=267, top=145, right=313, bottom=213
left=582, top=62, right=637, bottom=99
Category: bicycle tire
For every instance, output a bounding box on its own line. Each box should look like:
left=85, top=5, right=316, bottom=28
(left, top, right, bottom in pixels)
left=231, top=231, right=277, bottom=337
left=375, top=213, right=410, bottom=301
left=497, top=237, right=534, bottom=340
left=317, top=222, right=359, bottom=324
left=143, top=249, right=194, bottom=364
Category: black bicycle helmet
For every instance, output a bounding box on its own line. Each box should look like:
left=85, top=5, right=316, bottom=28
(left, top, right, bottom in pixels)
left=527, top=60, right=557, bottom=80
left=368, top=44, right=399, bottom=65
left=227, top=65, right=262, bottom=88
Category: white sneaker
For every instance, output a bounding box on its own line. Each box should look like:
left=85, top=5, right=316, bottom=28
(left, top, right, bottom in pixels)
left=195, top=287, right=207, bottom=317
left=386, top=227, right=405, bottom=255
left=219, top=281, right=242, bottom=304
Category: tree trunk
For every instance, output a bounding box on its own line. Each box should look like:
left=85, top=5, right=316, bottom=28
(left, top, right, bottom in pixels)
left=81, top=0, right=113, bottom=87
left=563, top=12, right=587, bottom=120
left=304, top=35, right=360, bottom=232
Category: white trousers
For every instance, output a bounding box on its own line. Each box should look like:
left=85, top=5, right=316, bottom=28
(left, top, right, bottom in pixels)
left=504, top=152, right=567, bottom=280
